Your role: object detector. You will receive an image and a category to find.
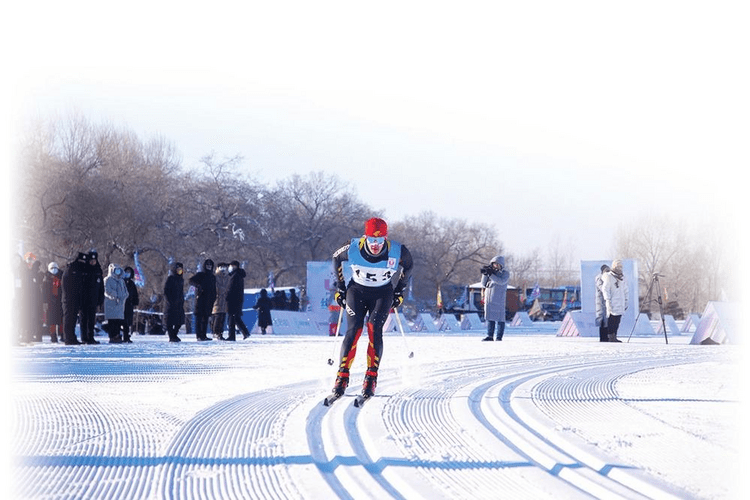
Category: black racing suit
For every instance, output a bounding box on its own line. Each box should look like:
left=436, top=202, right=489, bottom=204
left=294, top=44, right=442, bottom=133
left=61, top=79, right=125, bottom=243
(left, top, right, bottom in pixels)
left=332, top=237, right=413, bottom=394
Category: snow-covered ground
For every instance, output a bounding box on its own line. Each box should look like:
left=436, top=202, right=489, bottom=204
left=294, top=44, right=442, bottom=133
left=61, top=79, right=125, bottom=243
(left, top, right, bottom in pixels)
left=9, top=324, right=744, bottom=499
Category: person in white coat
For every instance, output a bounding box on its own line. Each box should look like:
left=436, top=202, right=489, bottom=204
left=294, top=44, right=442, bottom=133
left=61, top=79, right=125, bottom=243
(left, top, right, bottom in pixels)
left=601, top=259, right=628, bottom=343
left=104, top=264, right=129, bottom=344
left=480, top=255, right=511, bottom=341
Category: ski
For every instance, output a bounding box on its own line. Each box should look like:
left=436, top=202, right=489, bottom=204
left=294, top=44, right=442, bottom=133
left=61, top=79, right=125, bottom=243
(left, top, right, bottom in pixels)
left=353, top=394, right=371, bottom=408
left=323, top=393, right=343, bottom=407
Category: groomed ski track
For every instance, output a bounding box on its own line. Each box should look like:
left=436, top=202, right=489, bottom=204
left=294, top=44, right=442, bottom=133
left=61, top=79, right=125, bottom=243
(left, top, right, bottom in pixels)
left=11, top=335, right=737, bottom=499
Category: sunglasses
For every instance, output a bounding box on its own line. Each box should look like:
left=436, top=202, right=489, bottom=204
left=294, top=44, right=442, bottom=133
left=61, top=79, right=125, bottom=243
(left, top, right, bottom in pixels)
left=366, top=236, right=385, bottom=245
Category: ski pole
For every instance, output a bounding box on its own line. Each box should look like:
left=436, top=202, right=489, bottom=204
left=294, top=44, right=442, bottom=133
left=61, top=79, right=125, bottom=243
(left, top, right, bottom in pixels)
left=393, top=307, right=414, bottom=358
left=327, top=307, right=344, bottom=365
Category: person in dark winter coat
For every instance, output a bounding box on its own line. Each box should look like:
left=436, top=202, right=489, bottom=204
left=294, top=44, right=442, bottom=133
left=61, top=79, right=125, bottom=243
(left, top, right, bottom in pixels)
left=122, top=266, right=139, bottom=343
left=329, top=217, right=414, bottom=399
left=81, top=251, right=104, bottom=344
left=163, top=262, right=185, bottom=342
left=288, top=288, right=300, bottom=312
left=480, top=255, right=511, bottom=341
left=225, top=260, right=250, bottom=341
left=188, top=259, right=216, bottom=341
left=21, top=257, right=44, bottom=343
left=62, top=252, right=88, bottom=345
left=253, top=289, right=273, bottom=334
left=211, top=263, right=230, bottom=340
left=42, top=262, right=63, bottom=343
left=595, top=264, right=610, bottom=342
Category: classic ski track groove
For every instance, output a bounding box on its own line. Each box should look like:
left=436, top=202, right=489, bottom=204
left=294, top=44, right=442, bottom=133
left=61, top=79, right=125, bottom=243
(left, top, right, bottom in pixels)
left=12, top=348, right=720, bottom=499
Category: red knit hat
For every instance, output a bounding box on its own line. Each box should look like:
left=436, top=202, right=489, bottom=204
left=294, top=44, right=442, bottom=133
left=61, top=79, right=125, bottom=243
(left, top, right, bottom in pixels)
left=364, top=217, right=388, bottom=237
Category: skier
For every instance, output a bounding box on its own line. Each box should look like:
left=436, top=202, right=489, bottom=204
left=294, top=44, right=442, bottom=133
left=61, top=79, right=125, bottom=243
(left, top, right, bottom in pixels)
left=188, top=259, right=217, bottom=341
left=601, top=259, right=628, bottom=343
left=328, top=217, right=413, bottom=403
left=163, top=262, right=185, bottom=342
left=225, top=260, right=250, bottom=341
left=480, top=255, right=510, bottom=341
left=103, top=264, right=129, bottom=343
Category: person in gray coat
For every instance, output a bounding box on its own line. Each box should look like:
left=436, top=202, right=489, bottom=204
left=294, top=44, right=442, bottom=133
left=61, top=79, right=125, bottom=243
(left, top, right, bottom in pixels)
left=595, top=264, right=610, bottom=342
left=480, top=255, right=510, bottom=341
left=104, top=263, right=129, bottom=343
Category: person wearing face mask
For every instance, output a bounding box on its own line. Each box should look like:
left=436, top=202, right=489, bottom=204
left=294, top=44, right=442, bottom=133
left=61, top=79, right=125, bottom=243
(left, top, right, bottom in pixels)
left=163, top=262, right=185, bottom=342
left=104, top=264, right=129, bottom=343
left=188, top=259, right=217, bottom=341
left=327, top=217, right=414, bottom=402
left=225, top=260, right=250, bottom=341
left=42, top=262, right=63, bottom=343
left=122, top=266, right=139, bottom=343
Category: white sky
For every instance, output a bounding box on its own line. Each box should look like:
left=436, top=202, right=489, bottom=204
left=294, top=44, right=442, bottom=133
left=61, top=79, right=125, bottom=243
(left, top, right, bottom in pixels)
left=3, top=1, right=747, bottom=265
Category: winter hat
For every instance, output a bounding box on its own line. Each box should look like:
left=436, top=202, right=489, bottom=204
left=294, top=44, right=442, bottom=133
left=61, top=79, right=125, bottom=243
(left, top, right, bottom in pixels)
left=611, top=259, right=623, bottom=272
left=48, top=262, right=60, bottom=274
left=229, top=260, right=241, bottom=268
left=364, top=217, right=388, bottom=238
left=88, top=250, right=98, bottom=262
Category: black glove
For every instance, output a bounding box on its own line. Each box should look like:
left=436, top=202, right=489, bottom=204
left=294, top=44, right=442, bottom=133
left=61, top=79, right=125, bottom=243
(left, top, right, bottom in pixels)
left=392, top=290, right=404, bottom=308
left=481, top=265, right=493, bottom=276
left=335, top=289, right=346, bottom=307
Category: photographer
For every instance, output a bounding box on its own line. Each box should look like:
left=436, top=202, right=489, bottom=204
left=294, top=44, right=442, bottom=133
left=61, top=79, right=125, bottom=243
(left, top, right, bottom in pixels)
left=480, top=256, right=510, bottom=341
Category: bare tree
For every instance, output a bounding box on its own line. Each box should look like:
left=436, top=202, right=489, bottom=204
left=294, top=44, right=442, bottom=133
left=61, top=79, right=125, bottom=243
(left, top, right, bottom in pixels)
left=392, top=212, right=501, bottom=307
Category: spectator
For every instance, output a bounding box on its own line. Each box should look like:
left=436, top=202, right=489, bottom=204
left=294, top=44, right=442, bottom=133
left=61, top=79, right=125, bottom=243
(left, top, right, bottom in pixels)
left=103, top=264, right=129, bottom=343
left=21, top=255, right=44, bottom=343
left=225, top=260, right=250, bottom=341
left=81, top=251, right=104, bottom=344
left=163, top=262, right=185, bottom=342
left=122, top=266, right=139, bottom=343
left=61, top=252, right=88, bottom=345
left=42, top=262, right=63, bottom=343
left=253, top=289, right=273, bottom=334
left=602, top=259, right=628, bottom=343
left=595, top=264, right=610, bottom=342
left=211, top=263, right=230, bottom=340
left=188, top=259, right=216, bottom=341
left=480, top=255, right=511, bottom=341
left=288, top=288, right=300, bottom=312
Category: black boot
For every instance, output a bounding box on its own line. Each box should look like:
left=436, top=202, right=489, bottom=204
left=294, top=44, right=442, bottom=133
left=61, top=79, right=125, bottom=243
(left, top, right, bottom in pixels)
left=362, top=374, right=377, bottom=397
left=496, top=321, right=505, bottom=341
left=332, top=372, right=349, bottom=396
left=482, top=320, right=495, bottom=341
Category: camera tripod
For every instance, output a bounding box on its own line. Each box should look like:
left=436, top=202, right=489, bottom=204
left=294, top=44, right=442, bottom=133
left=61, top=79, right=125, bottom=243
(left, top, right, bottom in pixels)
left=628, top=273, right=669, bottom=344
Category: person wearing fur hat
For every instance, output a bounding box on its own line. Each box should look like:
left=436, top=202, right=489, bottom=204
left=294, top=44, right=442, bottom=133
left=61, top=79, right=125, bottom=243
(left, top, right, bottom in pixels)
left=189, top=259, right=217, bottom=341
left=163, top=262, right=185, bottom=342
left=104, top=264, right=129, bottom=343
left=328, top=217, right=414, bottom=400
left=480, top=255, right=511, bottom=341
left=601, top=259, right=629, bottom=343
